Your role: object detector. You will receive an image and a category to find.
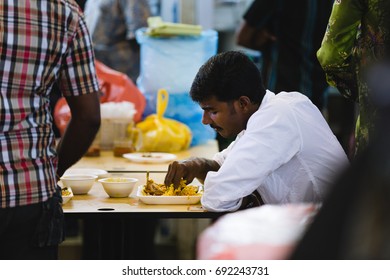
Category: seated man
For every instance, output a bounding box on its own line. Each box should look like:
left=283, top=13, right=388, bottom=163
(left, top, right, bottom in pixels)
left=164, top=51, right=349, bottom=212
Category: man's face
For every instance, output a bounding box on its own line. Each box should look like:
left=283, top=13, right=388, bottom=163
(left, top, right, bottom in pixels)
left=199, top=96, right=247, bottom=139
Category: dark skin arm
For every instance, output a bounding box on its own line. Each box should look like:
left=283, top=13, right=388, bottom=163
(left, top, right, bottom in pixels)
left=56, top=91, right=101, bottom=177
left=236, top=21, right=276, bottom=51
left=164, top=157, right=220, bottom=188
left=165, top=157, right=264, bottom=210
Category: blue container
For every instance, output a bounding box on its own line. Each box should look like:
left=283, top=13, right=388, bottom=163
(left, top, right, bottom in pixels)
left=136, top=28, right=218, bottom=146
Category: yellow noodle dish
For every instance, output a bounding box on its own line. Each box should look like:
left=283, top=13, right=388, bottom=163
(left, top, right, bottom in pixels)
left=142, top=178, right=201, bottom=196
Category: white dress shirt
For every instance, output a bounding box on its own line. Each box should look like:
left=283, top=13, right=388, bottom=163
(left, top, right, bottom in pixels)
left=201, top=90, right=349, bottom=212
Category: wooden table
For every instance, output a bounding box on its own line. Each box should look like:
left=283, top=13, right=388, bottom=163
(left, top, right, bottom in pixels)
left=71, top=139, right=219, bottom=172
left=62, top=172, right=221, bottom=219
left=60, top=140, right=222, bottom=259
left=63, top=139, right=220, bottom=218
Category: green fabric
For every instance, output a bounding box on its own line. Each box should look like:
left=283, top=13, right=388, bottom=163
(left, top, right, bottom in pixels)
left=317, top=0, right=390, bottom=155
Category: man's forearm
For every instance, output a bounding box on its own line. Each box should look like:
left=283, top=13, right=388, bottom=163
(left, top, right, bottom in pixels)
left=56, top=91, right=101, bottom=177
left=56, top=117, right=100, bottom=177
left=191, top=157, right=220, bottom=183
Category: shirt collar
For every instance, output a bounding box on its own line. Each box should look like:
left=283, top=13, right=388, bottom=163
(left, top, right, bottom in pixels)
left=259, top=90, right=275, bottom=109
left=236, top=90, right=275, bottom=139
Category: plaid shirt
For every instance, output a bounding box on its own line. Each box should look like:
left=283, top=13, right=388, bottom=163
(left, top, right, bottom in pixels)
left=0, top=0, right=99, bottom=208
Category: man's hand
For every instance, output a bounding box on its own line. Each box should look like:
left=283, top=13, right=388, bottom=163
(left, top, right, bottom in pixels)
left=236, top=21, right=276, bottom=51
left=164, top=157, right=220, bottom=188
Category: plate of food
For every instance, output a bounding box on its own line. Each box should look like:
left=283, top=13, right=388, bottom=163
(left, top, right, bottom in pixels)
left=123, top=152, right=177, bottom=164
left=136, top=176, right=203, bottom=205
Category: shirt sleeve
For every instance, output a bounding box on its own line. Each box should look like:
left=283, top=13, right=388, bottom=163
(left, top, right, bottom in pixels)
left=212, top=133, right=243, bottom=166
left=59, top=12, right=99, bottom=97
left=316, top=0, right=364, bottom=101
left=201, top=99, right=302, bottom=212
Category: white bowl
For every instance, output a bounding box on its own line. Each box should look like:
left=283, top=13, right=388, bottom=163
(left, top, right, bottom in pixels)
left=61, top=186, right=74, bottom=204
left=60, top=174, right=97, bottom=195
left=98, top=177, right=138, bottom=198
left=63, top=168, right=108, bottom=178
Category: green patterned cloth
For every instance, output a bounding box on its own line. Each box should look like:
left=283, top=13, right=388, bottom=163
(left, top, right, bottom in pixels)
left=317, top=0, right=390, bottom=155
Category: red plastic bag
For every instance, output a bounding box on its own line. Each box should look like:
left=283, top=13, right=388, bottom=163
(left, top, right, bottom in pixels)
left=54, top=60, right=146, bottom=136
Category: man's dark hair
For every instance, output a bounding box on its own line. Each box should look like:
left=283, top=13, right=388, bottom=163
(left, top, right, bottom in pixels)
left=190, top=51, right=266, bottom=103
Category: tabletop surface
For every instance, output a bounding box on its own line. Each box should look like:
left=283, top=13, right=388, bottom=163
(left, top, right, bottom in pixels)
left=71, top=140, right=219, bottom=172
left=62, top=140, right=223, bottom=218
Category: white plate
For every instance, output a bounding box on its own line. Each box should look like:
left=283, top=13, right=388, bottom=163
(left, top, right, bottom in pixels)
left=123, top=152, right=177, bottom=164
left=63, top=168, right=108, bottom=178
left=136, top=185, right=202, bottom=205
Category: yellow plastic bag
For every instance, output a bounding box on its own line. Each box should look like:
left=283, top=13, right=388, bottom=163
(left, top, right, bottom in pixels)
left=135, top=89, right=192, bottom=152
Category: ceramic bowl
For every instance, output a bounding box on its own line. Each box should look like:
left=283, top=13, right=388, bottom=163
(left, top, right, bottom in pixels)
left=60, top=174, right=97, bottom=195
left=98, top=177, right=138, bottom=198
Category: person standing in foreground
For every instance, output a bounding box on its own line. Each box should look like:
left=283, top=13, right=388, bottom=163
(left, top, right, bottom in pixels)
left=317, top=0, right=390, bottom=157
left=164, top=51, right=349, bottom=212
left=290, top=60, right=390, bottom=260
left=0, top=0, right=101, bottom=259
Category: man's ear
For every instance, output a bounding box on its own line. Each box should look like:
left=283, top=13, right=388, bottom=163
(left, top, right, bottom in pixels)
left=238, top=96, right=251, bottom=110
